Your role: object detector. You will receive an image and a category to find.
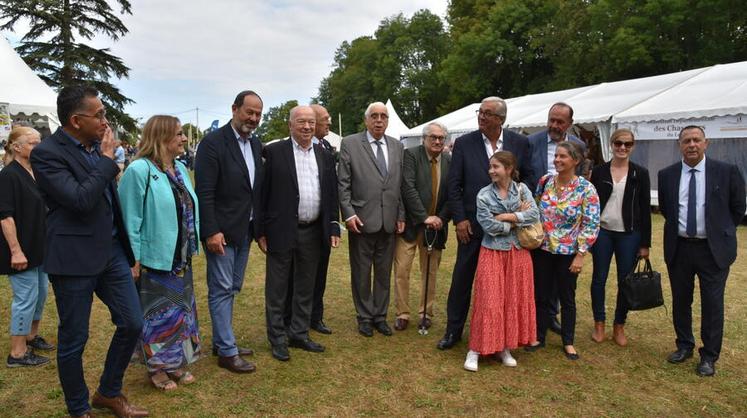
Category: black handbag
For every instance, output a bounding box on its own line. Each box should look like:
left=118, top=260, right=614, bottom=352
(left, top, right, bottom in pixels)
left=621, top=257, right=664, bottom=311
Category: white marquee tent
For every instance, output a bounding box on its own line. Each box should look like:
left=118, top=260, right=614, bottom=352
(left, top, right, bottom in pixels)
left=0, top=36, right=59, bottom=138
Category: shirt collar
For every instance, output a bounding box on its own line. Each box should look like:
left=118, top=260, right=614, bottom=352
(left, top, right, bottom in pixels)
left=481, top=129, right=503, bottom=146
left=231, top=124, right=250, bottom=142
left=367, top=131, right=385, bottom=144
left=291, top=136, right=313, bottom=151
left=60, top=128, right=99, bottom=152
left=682, top=157, right=706, bottom=172
left=546, top=132, right=567, bottom=144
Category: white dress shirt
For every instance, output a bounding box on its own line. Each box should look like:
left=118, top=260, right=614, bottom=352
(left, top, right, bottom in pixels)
left=367, top=131, right=389, bottom=168
left=291, top=137, right=321, bottom=223
left=678, top=158, right=706, bottom=238
left=482, top=129, right=504, bottom=159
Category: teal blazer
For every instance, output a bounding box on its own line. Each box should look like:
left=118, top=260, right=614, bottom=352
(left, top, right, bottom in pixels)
left=118, top=158, right=200, bottom=270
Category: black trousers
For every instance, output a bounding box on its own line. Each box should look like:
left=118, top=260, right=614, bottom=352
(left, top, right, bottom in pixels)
left=667, top=239, right=729, bottom=362
left=284, top=242, right=331, bottom=326
left=445, top=233, right=481, bottom=336
left=265, top=223, right=322, bottom=347
left=533, top=250, right=578, bottom=346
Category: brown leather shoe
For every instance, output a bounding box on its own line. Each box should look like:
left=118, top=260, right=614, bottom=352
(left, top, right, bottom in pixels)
left=218, top=355, right=256, bottom=373
left=613, top=324, right=628, bottom=346
left=91, top=391, right=148, bottom=417
left=591, top=321, right=605, bottom=343
left=212, top=345, right=254, bottom=356
left=394, top=318, right=408, bottom=331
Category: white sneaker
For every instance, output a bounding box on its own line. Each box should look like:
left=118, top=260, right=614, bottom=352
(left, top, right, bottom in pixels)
left=464, top=350, right=479, bottom=372
left=498, top=348, right=517, bottom=367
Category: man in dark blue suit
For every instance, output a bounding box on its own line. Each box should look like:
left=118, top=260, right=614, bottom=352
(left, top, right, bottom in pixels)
left=30, top=86, right=148, bottom=418
left=437, top=96, right=532, bottom=349
left=527, top=103, right=587, bottom=335
left=658, top=125, right=745, bottom=376
left=195, top=90, right=263, bottom=374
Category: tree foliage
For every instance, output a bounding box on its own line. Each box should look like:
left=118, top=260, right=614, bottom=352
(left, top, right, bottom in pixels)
left=316, top=1, right=747, bottom=128
left=255, top=100, right=298, bottom=142
left=315, top=9, right=449, bottom=135
left=0, top=0, right=138, bottom=132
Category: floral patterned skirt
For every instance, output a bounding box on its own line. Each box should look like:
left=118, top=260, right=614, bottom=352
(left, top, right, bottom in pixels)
left=468, top=246, right=536, bottom=354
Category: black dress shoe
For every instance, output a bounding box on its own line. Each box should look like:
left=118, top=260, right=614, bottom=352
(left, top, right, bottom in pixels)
left=696, top=359, right=715, bottom=376
left=271, top=345, right=290, bottom=361
left=550, top=317, right=562, bottom=335
left=394, top=318, right=408, bottom=331
left=524, top=341, right=545, bottom=352
left=311, top=321, right=333, bottom=335
left=212, top=345, right=254, bottom=356
left=436, top=333, right=461, bottom=350
left=358, top=322, right=374, bottom=337
left=374, top=321, right=393, bottom=336
left=667, top=348, right=694, bottom=364
left=563, top=347, right=580, bottom=360
left=289, top=338, right=325, bottom=353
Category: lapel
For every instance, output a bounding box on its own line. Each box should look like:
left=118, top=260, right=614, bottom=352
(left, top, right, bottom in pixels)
left=313, top=142, right=325, bottom=189
left=56, top=129, right=94, bottom=174
left=359, top=132, right=385, bottom=179
left=474, top=132, right=490, bottom=171
left=705, top=158, right=719, bottom=220
left=385, top=135, right=398, bottom=182
left=223, top=125, right=253, bottom=190
left=283, top=138, right=299, bottom=192
left=672, top=162, right=682, bottom=219
left=539, top=133, right=549, bottom=174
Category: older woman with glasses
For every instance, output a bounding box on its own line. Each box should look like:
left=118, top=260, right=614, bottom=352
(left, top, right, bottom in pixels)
left=118, top=115, right=201, bottom=390
left=1, top=127, right=55, bottom=367
left=589, top=128, right=651, bottom=346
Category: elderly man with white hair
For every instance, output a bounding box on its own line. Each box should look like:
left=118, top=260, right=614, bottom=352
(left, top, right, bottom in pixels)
left=392, top=122, right=451, bottom=331
left=338, top=102, right=405, bottom=337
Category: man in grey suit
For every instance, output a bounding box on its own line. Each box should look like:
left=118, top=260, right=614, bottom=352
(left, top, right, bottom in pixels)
left=393, top=122, right=451, bottom=331
left=338, top=102, right=405, bottom=337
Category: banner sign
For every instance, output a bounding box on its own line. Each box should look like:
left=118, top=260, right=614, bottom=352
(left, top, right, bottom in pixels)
left=0, top=102, right=11, bottom=141
left=618, top=114, right=747, bottom=140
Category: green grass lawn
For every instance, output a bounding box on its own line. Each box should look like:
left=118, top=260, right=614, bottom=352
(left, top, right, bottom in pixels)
left=1, top=215, right=746, bottom=417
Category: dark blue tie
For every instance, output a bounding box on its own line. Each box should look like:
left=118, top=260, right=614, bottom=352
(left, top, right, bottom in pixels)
left=686, top=168, right=697, bottom=237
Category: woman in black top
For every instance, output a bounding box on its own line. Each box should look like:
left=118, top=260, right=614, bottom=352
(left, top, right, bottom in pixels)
left=1, top=127, right=54, bottom=367
left=589, top=128, right=652, bottom=346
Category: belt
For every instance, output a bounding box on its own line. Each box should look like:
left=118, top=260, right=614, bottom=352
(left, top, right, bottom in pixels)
left=678, top=236, right=707, bottom=243
left=298, top=219, right=320, bottom=228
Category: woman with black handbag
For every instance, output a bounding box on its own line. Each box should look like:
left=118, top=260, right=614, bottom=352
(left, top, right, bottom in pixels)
left=525, top=141, right=600, bottom=360
left=589, top=128, right=651, bottom=346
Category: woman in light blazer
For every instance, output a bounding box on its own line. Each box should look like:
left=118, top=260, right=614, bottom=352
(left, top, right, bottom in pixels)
left=119, top=115, right=201, bottom=391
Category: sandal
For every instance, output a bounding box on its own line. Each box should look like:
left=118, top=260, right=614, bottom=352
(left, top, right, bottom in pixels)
left=150, top=371, right=177, bottom=391
left=167, top=369, right=195, bottom=385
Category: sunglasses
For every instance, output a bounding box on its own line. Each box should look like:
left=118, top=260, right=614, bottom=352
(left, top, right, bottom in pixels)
left=613, top=140, right=634, bottom=149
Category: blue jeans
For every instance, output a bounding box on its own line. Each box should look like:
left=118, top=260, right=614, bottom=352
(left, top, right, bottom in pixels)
left=590, top=229, right=641, bottom=324
left=9, top=266, right=48, bottom=335
left=206, top=235, right=250, bottom=357
left=49, top=239, right=143, bottom=417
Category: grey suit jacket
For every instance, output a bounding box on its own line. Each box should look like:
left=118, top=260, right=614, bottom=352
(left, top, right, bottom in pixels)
left=338, top=131, right=405, bottom=234
left=401, top=145, right=450, bottom=248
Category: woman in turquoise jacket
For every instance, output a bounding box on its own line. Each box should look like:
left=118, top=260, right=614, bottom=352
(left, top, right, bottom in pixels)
left=119, top=115, right=201, bottom=391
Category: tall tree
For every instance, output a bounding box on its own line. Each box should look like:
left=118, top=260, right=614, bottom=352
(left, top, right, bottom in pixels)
left=0, top=0, right=137, bottom=132
left=255, top=100, right=298, bottom=142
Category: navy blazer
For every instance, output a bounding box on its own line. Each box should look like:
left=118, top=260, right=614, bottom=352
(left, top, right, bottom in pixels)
left=527, top=130, right=587, bottom=193
left=30, top=128, right=135, bottom=276
left=259, top=138, right=340, bottom=252
left=447, top=129, right=531, bottom=238
left=658, top=157, right=745, bottom=270
left=194, top=123, right=263, bottom=245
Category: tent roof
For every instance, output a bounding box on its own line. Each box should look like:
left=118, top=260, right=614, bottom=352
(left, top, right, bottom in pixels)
left=0, top=36, right=57, bottom=116
left=613, top=61, right=747, bottom=123
left=385, top=99, right=409, bottom=139
left=510, top=68, right=707, bottom=128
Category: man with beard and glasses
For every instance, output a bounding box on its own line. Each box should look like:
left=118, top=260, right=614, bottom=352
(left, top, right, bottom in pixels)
left=194, top=90, right=264, bottom=374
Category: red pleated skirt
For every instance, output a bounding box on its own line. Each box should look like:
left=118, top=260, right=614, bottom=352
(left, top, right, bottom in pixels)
left=468, top=246, right=536, bottom=354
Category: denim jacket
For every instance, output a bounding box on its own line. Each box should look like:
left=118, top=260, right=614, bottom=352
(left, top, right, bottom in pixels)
left=476, top=181, right=539, bottom=251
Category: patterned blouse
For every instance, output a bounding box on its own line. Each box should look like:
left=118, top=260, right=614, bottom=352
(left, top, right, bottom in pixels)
left=536, top=174, right=600, bottom=255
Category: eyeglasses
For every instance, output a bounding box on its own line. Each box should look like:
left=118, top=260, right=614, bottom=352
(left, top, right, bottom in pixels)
left=426, top=134, right=446, bottom=142
left=75, top=111, right=107, bottom=121
left=368, top=113, right=389, bottom=120
left=476, top=110, right=502, bottom=119
left=612, top=140, right=634, bottom=149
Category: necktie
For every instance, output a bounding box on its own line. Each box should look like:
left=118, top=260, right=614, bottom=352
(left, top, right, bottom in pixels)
left=686, top=168, right=697, bottom=237
left=374, top=140, right=387, bottom=176
left=429, top=158, right=439, bottom=215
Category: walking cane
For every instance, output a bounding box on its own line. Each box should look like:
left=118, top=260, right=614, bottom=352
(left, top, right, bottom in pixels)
left=419, top=228, right=438, bottom=335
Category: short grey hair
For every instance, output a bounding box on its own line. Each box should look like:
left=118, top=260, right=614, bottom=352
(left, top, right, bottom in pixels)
left=364, top=102, right=387, bottom=118
left=481, top=96, right=507, bottom=119
left=422, top=121, right=448, bottom=138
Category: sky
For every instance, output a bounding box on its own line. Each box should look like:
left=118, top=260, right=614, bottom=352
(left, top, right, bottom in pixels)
left=3, top=0, right=448, bottom=130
